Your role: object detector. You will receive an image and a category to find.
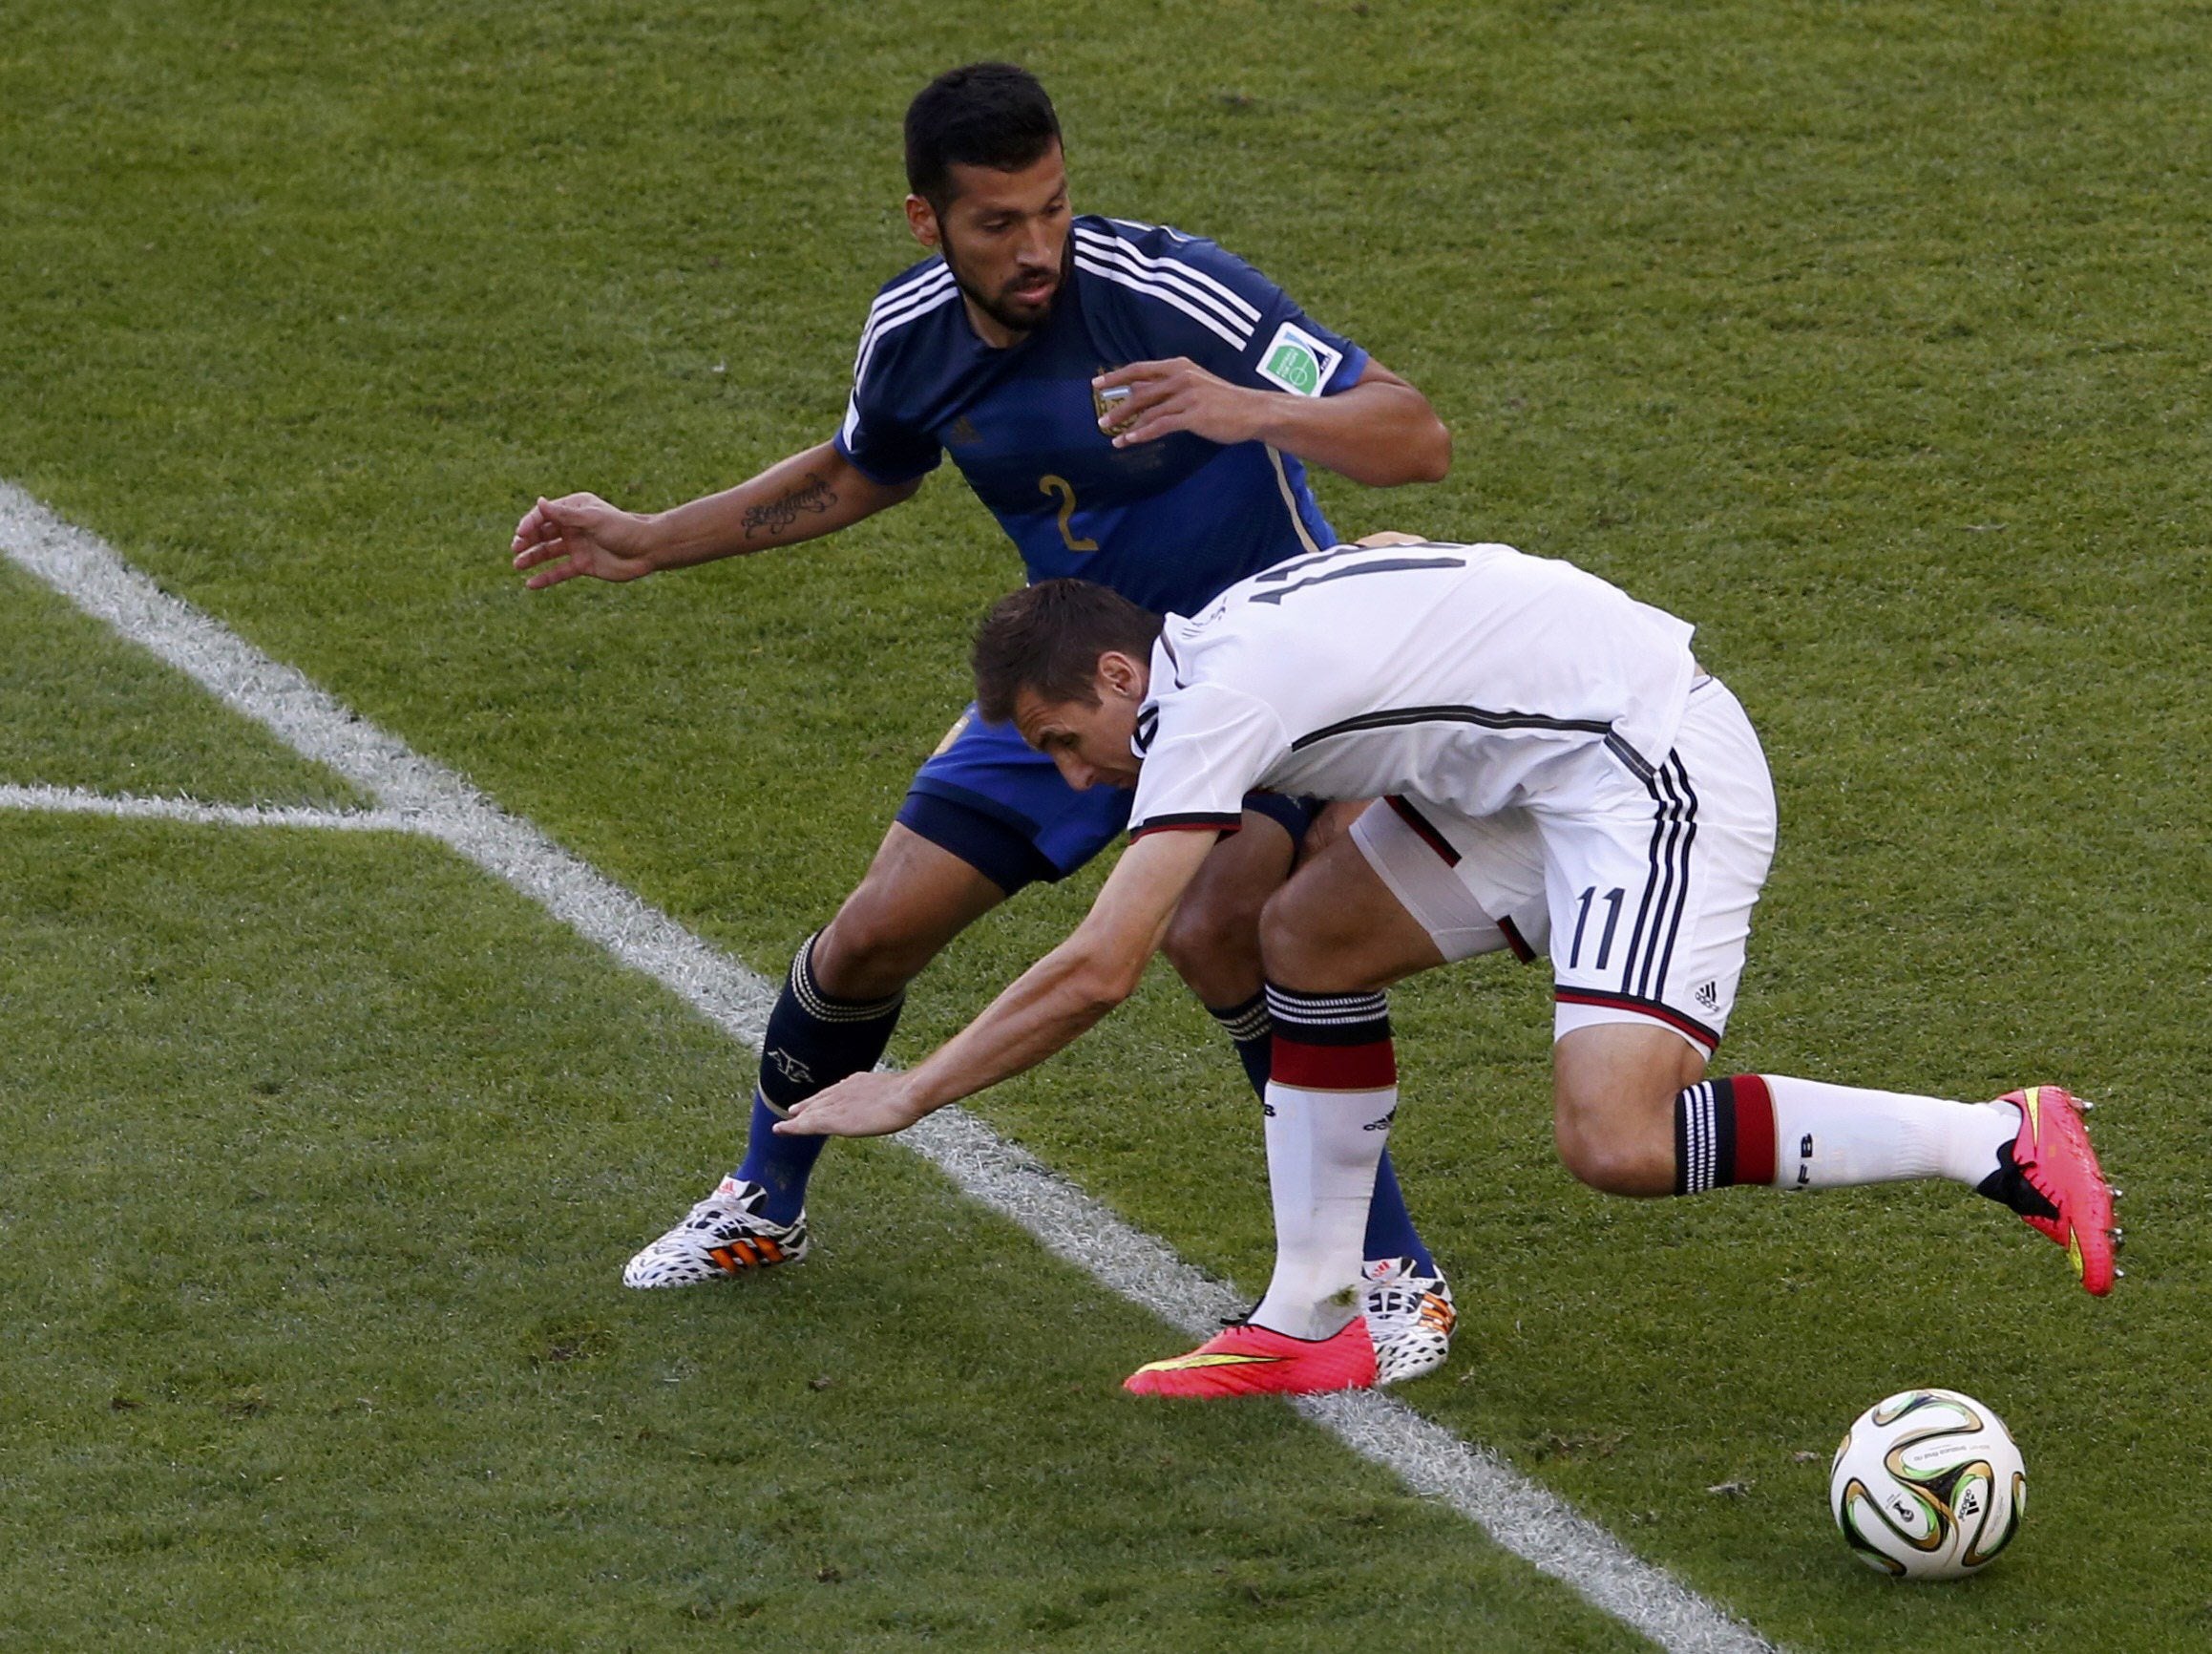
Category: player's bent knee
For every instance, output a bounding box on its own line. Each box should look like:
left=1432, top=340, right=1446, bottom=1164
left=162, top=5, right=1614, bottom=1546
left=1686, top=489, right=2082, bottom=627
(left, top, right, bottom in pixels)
left=815, top=884, right=952, bottom=1000
left=1551, top=1091, right=1675, bottom=1197
left=1255, top=883, right=1332, bottom=987
left=1161, top=883, right=1265, bottom=1001
left=811, top=827, right=1010, bottom=1000
left=1256, top=878, right=1395, bottom=992
left=1548, top=1023, right=1703, bottom=1196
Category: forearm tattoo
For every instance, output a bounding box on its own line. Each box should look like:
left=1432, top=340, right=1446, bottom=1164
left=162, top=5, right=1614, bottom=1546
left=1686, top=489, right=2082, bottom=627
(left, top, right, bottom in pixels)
left=743, top=472, right=837, bottom=541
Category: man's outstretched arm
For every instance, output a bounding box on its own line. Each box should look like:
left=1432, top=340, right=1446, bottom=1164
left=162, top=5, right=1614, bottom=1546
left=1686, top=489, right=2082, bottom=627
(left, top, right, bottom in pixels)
left=511, top=440, right=922, bottom=589
left=1091, top=358, right=1449, bottom=487
left=775, top=828, right=1223, bottom=1138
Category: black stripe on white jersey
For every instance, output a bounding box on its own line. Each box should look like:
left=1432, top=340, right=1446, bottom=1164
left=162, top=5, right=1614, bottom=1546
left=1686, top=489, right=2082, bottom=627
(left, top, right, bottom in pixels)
left=1130, top=810, right=1243, bottom=838
left=1289, top=704, right=1614, bottom=753
left=1603, top=732, right=1655, bottom=786
left=1133, top=705, right=1160, bottom=754
left=1250, top=540, right=1462, bottom=589
left=1251, top=555, right=1466, bottom=606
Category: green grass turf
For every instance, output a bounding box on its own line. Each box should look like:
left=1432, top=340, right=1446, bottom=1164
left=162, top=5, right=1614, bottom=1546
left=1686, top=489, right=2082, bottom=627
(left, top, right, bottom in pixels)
left=5, top=0, right=2211, bottom=1645
left=0, top=559, right=363, bottom=808
left=0, top=814, right=1644, bottom=1654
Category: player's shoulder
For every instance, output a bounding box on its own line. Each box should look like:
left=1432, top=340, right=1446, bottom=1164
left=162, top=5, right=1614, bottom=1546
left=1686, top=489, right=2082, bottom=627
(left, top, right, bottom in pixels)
left=858, top=256, right=961, bottom=340
left=865, top=253, right=959, bottom=311
left=1073, top=214, right=1278, bottom=300
left=1070, top=214, right=1284, bottom=355
left=1158, top=599, right=1279, bottom=696
left=851, top=255, right=963, bottom=386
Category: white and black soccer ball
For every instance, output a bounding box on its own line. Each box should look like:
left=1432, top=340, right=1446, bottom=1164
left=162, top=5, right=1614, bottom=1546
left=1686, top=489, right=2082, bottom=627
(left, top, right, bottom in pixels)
left=1829, top=1389, right=2025, bottom=1580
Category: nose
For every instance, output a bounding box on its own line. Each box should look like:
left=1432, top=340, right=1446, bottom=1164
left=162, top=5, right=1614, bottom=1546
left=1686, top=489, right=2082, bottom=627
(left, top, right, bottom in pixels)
left=1018, top=220, right=1057, bottom=271
left=1056, top=753, right=1096, bottom=791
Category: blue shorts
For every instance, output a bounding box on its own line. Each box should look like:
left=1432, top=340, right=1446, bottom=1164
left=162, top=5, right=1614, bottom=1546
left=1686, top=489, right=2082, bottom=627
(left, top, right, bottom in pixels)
left=895, top=708, right=1318, bottom=896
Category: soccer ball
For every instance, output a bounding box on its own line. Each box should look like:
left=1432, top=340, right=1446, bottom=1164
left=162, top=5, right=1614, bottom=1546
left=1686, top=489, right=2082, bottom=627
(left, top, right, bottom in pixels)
left=1828, top=1389, right=2025, bottom=1580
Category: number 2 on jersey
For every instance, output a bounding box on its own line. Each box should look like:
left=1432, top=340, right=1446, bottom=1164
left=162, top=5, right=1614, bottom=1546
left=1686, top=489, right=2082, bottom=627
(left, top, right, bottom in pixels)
left=1038, top=475, right=1097, bottom=553
left=1569, top=885, right=1627, bottom=971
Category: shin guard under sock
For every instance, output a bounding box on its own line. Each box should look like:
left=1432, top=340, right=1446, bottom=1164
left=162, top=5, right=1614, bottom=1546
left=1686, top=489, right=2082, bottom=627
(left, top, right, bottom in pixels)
left=734, top=933, right=904, bottom=1223
left=1253, top=985, right=1398, bottom=1339
left=1675, top=1073, right=2019, bottom=1195
left=1211, top=990, right=1438, bottom=1275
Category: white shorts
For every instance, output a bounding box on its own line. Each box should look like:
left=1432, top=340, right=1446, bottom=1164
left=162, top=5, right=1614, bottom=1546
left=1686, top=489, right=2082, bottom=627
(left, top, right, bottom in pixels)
left=1350, top=677, right=1778, bottom=1053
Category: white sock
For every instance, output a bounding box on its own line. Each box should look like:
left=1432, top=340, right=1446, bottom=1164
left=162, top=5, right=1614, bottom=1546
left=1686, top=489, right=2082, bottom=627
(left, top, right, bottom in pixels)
left=1765, top=1075, right=2017, bottom=1192
left=1250, top=1080, right=1392, bottom=1340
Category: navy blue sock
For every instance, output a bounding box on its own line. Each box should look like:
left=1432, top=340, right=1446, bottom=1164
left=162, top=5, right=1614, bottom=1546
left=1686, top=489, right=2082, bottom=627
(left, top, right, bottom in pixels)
left=1209, top=991, right=1436, bottom=1275
left=1360, top=1153, right=1434, bottom=1275
left=735, top=933, right=905, bottom=1224
left=1208, top=992, right=1275, bottom=1096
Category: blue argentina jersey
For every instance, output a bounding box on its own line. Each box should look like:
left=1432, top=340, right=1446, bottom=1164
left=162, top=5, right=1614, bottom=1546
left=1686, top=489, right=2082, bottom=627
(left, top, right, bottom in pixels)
left=833, top=215, right=1369, bottom=614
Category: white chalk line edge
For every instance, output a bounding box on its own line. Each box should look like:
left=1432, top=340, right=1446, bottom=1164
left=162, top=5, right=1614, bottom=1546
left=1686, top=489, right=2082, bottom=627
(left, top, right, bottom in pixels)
left=0, top=782, right=410, bottom=834
left=0, top=480, right=1777, bottom=1654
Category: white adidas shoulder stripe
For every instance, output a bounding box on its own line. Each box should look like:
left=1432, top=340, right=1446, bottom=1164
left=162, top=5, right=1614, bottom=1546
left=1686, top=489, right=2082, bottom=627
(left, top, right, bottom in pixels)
left=1074, top=253, right=1251, bottom=350
left=851, top=267, right=959, bottom=394
left=1075, top=225, right=1261, bottom=325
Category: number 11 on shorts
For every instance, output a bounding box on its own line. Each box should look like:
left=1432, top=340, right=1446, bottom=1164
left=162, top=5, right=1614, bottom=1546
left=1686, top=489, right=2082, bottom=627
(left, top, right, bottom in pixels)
left=1569, top=885, right=1626, bottom=971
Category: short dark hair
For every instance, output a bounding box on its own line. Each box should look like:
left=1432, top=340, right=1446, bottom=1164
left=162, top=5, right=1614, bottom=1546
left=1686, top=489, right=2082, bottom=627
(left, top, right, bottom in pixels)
left=904, top=63, right=1062, bottom=207
left=973, top=580, right=1163, bottom=725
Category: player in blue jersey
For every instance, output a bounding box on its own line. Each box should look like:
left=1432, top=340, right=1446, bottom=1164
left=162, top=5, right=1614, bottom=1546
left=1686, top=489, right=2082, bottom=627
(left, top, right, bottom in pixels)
left=511, top=63, right=1460, bottom=1378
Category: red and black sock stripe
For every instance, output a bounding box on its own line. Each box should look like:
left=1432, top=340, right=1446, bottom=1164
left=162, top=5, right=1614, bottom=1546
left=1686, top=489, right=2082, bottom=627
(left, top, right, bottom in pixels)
left=1672, top=1074, right=1776, bottom=1195
left=1265, top=984, right=1395, bottom=1089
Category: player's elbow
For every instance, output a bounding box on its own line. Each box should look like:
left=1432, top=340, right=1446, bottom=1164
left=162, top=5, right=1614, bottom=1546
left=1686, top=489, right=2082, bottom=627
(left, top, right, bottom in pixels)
left=1401, top=414, right=1451, bottom=483
left=1350, top=410, right=1449, bottom=488
left=1064, top=950, right=1145, bottom=1017
left=1074, top=971, right=1140, bottom=1022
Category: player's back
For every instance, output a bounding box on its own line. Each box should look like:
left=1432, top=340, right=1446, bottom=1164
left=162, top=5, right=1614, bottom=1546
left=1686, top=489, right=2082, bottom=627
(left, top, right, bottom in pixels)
left=1156, top=541, right=1699, bottom=817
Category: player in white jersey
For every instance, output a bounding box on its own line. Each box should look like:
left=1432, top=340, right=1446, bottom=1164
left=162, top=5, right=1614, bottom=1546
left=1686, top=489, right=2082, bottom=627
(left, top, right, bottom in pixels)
left=777, top=538, right=2119, bottom=1396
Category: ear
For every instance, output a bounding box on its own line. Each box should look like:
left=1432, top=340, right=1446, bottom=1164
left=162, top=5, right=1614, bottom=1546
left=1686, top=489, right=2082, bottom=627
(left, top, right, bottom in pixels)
left=1097, top=649, right=1147, bottom=702
left=904, top=194, right=939, bottom=250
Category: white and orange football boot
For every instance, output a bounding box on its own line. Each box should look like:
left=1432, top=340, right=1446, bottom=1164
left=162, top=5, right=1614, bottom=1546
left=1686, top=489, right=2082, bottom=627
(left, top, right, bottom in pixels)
left=1362, top=1257, right=1457, bottom=1386
left=621, top=1177, right=810, bottom=1288
left=1124, top=1317, right=1378, bottom=1398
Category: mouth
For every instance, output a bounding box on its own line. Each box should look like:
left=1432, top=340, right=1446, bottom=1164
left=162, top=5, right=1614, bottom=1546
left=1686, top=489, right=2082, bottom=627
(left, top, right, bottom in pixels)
left=1006, top=271, right=1059, bottom=307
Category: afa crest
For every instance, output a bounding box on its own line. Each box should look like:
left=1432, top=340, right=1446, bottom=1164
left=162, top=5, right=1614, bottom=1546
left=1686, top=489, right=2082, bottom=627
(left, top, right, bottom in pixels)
left=1092, top=371, right=1133, bottom=430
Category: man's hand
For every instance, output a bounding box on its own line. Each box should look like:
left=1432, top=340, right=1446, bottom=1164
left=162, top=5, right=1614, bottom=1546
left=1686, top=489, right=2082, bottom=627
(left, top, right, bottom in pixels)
left=773, top=1071, right=932, bottom=1139
left=1094, top=358, right=1449, bottom=487
left=511, top=493, right=659, bottom=588
left=770, top=831, right=1221, bottom=1134
left=1092, top=358, right=1266, bottom=450
left=513, top=445, right=920, bottom=589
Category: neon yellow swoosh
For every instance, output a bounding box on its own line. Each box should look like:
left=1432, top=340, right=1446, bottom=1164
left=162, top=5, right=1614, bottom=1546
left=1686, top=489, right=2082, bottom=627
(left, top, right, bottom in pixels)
left=1136, top=1351, right=1285, bottom=1371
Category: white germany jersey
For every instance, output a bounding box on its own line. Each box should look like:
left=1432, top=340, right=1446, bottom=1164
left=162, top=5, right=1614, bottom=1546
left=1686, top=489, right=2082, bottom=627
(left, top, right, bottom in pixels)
left=1126, top=541, right=1698, bottom=837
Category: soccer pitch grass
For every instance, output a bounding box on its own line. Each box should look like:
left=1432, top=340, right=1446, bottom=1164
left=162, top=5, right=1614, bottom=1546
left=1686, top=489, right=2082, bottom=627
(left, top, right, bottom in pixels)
left=5, top=1, right=2210, bottom=1648
left=0, top=812, right=1649, bottom=1652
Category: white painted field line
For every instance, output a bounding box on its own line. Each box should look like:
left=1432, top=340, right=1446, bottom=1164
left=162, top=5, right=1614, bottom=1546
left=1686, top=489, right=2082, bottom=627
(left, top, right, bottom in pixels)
left=0, top=481, right=1776, bottom=1654
left=0, top=782, right=411, bottom=834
